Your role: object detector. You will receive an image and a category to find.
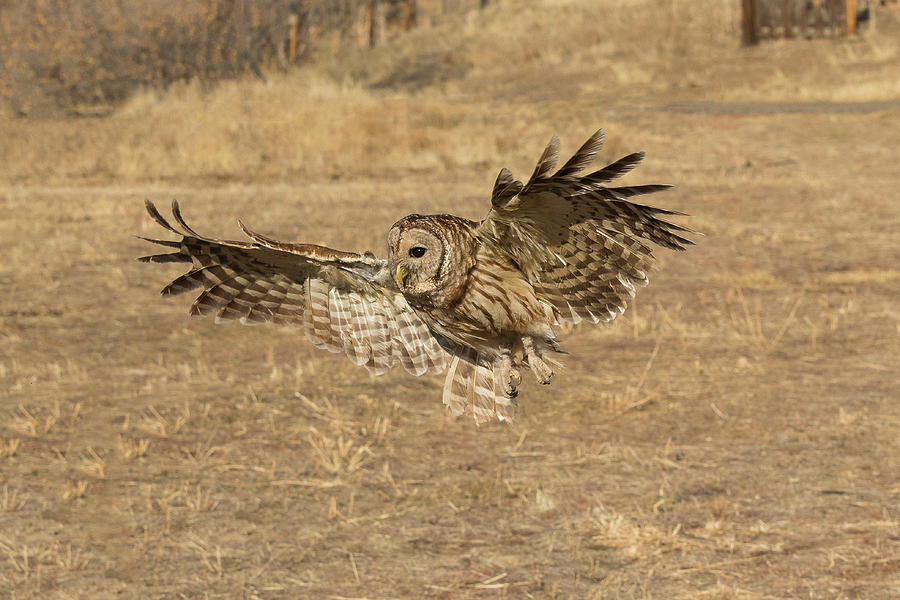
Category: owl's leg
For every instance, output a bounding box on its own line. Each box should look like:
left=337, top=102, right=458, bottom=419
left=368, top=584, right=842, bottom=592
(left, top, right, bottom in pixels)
left=496, top=343, right=521, bottom=398
left=522, top=335, right=554, bottom=384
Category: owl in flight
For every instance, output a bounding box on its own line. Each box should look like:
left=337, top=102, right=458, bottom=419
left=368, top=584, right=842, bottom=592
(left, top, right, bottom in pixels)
left=140, top=129, right=693, bottom=424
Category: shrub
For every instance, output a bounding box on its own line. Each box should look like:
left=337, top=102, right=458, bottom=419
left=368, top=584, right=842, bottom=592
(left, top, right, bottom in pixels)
left=0, top=0, right=414, bottom=117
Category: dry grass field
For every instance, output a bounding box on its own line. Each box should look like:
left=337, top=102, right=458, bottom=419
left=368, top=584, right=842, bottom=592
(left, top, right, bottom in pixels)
left=1, top=1, right=899, bottom=598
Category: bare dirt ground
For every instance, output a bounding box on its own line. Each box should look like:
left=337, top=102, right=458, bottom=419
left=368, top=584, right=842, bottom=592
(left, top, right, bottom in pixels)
left=1, top=2, right=898, bottom=598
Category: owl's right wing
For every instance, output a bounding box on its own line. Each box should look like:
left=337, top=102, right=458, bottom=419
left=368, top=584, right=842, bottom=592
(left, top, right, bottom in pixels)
left=138, top=201, right=450, bottom=377
left=475, top=129, right=695, bottom=325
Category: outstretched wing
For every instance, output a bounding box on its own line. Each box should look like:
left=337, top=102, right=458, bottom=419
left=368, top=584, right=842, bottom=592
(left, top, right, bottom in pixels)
left=476, top=129, right=695, bottom=325
left=138, top=200, right=449, bottom=376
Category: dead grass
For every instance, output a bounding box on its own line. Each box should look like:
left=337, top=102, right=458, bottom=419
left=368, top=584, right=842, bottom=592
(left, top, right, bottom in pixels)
left=1, top=0, right=899, bottom=598
left=2, top=1, right=899, bottom=186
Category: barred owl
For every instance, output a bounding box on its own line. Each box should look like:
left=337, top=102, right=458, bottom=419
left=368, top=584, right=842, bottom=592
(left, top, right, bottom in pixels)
left=139, top=129, right=693, bottom=424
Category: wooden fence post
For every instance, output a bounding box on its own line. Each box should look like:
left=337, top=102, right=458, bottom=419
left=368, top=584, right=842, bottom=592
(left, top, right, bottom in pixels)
left=815, top=0, right=824, bottom=37
left=288, top=14, right=299, bottom=65
left=402, top=0, right=418, bottom=30
left=767, top=0, right=777, bottom=37
left=740, top=0, right=859, bottom=43
left=742, top=0, right=758, bottom=45
left=368, top=0, right=385, bottom=47
left=829, top=0, right=839, bottom=36
left=845, top=0, right=857, bottom=35
left=783, top=0, right=794, bottom=38
left=800, top=1, right=809, bottom=37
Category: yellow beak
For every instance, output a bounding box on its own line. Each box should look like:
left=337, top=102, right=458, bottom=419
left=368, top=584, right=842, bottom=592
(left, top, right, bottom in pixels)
left=395, top=263, right=410, bottom=287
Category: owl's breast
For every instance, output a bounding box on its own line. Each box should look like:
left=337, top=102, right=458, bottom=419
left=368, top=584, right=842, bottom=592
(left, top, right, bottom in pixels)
left=440, top=246, right=556, bottom=344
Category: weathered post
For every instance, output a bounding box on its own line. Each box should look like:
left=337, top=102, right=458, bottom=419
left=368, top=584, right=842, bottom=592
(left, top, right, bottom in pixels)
left=402, top=0, right=418, bottom=30
left=800, top=0, right=809, bottom=37
left=845, top=0, right=857, bottom=35
left=368, top=0, right=385, bottom=47
left=829, top=0, right=839, bottom=36
left=742, top=0, right=759, bottom=45
left=815, top=0, right=824, bottom=37
left=288, top=13, right=299, bottom=65
left=767, top=0, right=778, bottom=37
left=783, top=0, right=794, bottom=38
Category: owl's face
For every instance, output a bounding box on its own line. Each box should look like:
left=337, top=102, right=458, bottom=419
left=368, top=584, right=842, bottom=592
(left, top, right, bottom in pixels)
left=388, top=222, right=446, bottom=298
left=387, top=215, right=476, bottom=306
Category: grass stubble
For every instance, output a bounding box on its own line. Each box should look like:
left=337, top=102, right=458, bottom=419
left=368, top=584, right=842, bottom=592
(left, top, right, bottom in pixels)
left=0, top=1, right=898, bottom=598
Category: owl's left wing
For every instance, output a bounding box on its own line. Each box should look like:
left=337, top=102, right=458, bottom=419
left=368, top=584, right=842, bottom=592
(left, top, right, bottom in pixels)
left=138, top=201, right=449, bottom=376
left=475, top=129, right=695, bottom=325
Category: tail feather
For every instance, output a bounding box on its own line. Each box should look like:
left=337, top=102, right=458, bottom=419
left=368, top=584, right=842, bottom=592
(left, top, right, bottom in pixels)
left=468, top=355, right=495, bottom=425
left=441, top=350, right=517, bottom=424
left=492, top=364, right=516, bottom=423
left=442, top=352, right=472, bottom=417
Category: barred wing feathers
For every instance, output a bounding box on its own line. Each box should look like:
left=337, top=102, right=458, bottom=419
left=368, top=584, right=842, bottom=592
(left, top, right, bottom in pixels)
left=138, top=200, right=448, bottom=377
left=478, top=129, right=694, bottom=325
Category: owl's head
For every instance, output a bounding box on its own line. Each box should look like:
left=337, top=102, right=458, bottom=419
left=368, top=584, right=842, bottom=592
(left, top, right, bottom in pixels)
left=387, top=214, right=475, bottom=304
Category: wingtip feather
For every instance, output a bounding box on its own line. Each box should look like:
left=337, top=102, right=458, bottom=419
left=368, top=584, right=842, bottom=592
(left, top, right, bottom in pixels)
left=526, top=134, right=561, bottom=187
left=555, top=128, right=606, bottom=177
left=238, top=219, right=278, bottom=247
left=491, top=168, right=524, bottom=208
left=170, top=200, right=203, bottom=238
left=138, top=252, right=191, bottom=263
left=144, top=200, right=180, bottom=234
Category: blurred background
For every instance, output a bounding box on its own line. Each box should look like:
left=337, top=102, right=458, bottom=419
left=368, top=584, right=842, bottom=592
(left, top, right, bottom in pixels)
left=0, top=1, right=898, bottom=598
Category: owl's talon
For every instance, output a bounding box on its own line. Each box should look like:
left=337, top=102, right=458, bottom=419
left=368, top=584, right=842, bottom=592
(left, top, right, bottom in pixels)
left=497, top=347, right=520, bottom=398
left=522, top=335, right=554, bottom=384
left=510, top=367, right=522, bottom=387
left=505, top=366, right=521, bottom=398
left=528, top=356, right=554, bottom=384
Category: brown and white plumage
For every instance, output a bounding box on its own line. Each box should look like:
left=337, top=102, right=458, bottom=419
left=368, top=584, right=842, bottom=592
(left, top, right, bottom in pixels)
left=139, top=129, right=693, bottom=424
left=139, top=202, right=449, bottom=377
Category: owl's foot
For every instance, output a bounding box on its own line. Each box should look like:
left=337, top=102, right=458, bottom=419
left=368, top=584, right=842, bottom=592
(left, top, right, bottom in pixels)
left=497, top=345, right=521, bottom=398
left=522, top=335, right=554, bottom=384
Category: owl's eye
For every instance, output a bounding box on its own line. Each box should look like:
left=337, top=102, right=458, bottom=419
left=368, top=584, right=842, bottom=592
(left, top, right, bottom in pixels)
left=409, top=246, right=427, bottom=258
